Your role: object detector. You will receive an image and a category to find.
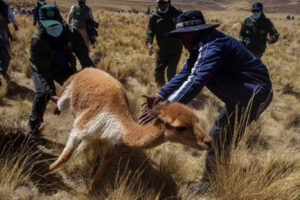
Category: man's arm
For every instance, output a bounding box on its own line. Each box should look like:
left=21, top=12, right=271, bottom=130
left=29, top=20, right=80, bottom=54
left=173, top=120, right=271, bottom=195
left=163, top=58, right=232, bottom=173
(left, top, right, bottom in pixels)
left=67, top=6, right=75, bottom=25
left=8, top=6, right=18, bottom=30
left=0, top=18, right=12, bottom=40
left=146, top=15, right=155, bottom=45
left=89, top=8, right=94, bottom=20
left=239, top=21, right=246, bottom=44
left=30, top=37, right=55, bottom=95
left=165, top=45, right=224, bottom=104
left=267, top=20, right=279, bottom=44
left=71, top=28, right=94, bottom=67
left=157, top=60, right=191, bottom=100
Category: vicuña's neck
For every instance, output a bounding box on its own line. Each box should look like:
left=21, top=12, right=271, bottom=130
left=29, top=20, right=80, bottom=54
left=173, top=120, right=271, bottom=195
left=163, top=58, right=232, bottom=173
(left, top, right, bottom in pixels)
left=121, top=118, right=165, bottom=149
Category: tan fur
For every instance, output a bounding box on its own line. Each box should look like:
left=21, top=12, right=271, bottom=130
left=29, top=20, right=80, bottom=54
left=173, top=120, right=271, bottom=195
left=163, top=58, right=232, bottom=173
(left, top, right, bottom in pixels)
left=49, top=68, right=212, bottom=193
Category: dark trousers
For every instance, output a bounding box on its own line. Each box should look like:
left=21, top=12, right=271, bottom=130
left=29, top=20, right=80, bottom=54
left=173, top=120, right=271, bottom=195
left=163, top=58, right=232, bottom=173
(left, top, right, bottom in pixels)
left=28, top=69, right=75, bottom=130
left=201, top=88, right=273, bottom=182
left=154, top=51, right=181, bottom=87
left=0, top=27, right=11, bottom=74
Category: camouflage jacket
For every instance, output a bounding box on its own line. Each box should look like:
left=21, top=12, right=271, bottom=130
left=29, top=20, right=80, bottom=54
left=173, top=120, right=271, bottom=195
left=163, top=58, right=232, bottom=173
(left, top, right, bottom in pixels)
left=146, top=5, right=182, bottom=54
left=29, top=23, right=93, bottom=95
left=239, top=14, right=279, bottom=54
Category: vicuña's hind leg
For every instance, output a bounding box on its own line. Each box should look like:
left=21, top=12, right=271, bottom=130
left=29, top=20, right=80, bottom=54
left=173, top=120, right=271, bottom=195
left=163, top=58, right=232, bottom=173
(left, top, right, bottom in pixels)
left=48, top=129, right=81, bottom=171
left=90, top=146, right=113, bottom=194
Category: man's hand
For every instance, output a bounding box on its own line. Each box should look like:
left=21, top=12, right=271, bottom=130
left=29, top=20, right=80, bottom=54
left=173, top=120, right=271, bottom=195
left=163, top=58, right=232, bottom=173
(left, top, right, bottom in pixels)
left=138, top=111, right=156, bottom=125
left=8, top=33, right=13, bottom=41
left=141, top=94, right=162, bottom=111
left=13, top=25, right=19, bottom=31
left=267, top=38, right=274, bottom=44
left=54, top=107, right=61, bottom=115
left=138, top=94, right=163, bottom=125
left=50, top=95, right=59, bottom=104
left=147, top=43, right=153, bottom=56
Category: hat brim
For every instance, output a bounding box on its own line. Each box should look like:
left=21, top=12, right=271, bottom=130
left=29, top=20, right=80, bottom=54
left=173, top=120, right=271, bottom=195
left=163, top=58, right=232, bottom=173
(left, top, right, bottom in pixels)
left=41, top=20, right=61, bottom=28
left=167, top=24, right=219, bottom=36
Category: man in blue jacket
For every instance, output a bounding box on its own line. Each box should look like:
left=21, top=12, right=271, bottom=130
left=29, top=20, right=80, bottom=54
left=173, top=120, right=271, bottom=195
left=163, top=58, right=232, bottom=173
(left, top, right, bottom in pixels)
left=139, top=10, right=273, bottom=193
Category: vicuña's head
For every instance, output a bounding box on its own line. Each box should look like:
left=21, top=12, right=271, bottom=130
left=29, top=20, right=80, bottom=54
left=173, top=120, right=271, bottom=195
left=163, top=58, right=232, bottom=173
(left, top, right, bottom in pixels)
left=151, top=103, right=212, bottom=150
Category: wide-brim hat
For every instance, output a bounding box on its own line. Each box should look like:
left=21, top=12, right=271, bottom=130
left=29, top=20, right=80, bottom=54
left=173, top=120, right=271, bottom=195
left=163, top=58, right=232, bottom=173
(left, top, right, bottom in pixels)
left=39, top=4, right=63, bottom=28
left=168, top=10, right=219, bottom=36
left=156, top=0, right=170, bottom=3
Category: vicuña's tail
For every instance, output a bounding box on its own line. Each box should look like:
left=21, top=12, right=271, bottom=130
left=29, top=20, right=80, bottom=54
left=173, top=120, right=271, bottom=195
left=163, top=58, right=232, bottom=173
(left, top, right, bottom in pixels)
left=57, top=75, right=75, bottom=112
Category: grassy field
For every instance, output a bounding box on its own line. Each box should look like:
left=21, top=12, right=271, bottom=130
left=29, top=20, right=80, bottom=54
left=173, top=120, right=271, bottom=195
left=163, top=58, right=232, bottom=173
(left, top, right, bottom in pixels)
left=0, top=0, right=299, bottom=199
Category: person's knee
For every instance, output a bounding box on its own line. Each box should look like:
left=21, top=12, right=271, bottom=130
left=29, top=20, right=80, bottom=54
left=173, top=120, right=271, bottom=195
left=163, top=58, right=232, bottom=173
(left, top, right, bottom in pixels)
left=34, top=91, right=49, bottom=101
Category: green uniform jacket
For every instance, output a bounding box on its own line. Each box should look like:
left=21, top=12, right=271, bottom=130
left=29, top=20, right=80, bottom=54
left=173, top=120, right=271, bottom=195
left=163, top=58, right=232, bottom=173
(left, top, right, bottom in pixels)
left=146, top=5, right=182, bottom=54
left=29, top=23, right=93, bottom=95
left=73, top=4, right=90, bottom=29
left=239, top=14, right=279, bottom=55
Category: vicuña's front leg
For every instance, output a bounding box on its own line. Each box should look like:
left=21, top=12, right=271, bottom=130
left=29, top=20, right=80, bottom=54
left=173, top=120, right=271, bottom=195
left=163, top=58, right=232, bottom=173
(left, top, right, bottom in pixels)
left=90, top=147, right=113, bottom=194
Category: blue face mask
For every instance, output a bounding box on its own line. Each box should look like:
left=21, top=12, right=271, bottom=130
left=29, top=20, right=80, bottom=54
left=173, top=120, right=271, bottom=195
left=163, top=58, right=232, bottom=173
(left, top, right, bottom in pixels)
left=46, top=24, right=63, bottom=37
left=157, top=7, right=169, bottom=13
left=252, top=12, right=261, bottom=20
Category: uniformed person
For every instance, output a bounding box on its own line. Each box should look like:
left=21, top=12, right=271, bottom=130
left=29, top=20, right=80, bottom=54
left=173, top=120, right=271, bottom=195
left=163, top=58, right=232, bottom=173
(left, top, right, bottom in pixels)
left=0, top=0, right=18, bottom=82
left=239, top=2, right=279, bottom=58
left=67, top=0, right=94, bottom=48
left=146, top=0, right=182, bottom=87
left=26, top=5, right=94, bottom=138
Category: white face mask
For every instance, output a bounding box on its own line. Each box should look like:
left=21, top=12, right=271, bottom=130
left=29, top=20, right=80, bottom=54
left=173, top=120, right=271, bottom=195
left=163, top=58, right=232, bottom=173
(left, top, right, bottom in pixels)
left=252, top=12, right=261, bottom=20
left=157, top=7, right=169, bottom=13
left=39, top=1, right=45, bottom=5
left=46, top=24, right=63, bottom=37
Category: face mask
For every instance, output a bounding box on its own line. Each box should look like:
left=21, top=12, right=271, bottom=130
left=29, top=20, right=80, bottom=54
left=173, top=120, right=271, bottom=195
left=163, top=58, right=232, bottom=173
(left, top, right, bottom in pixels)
left=252, top=12, right=261, bottom=20
left=157, top=7, right=169, bottom=13
left=39, top=1, right=45, bottom=5
left=46, top=24, right=63, bottom=37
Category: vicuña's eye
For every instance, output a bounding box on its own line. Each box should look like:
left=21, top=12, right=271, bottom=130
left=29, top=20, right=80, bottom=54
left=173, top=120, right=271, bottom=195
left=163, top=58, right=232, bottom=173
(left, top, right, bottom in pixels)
left=175, top=126, right=187, bottom=132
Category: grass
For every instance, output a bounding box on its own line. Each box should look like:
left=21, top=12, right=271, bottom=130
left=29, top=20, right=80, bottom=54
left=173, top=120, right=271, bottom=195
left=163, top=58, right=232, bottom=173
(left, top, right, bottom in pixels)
left=0, top=0, right=299, bottom=199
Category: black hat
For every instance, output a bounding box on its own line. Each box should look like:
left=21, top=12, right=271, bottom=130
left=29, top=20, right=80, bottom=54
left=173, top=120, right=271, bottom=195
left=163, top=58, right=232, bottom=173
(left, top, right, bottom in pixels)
left=252, top=2, right=263, bottom=11
left=156, top=0, right=170, bottom=3
left=168, top=10, right=219, bottom=36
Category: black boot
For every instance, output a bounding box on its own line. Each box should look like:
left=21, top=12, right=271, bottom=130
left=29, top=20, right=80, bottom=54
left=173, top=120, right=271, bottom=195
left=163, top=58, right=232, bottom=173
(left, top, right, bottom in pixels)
left=25, top=125, right=39, bottom=141
left=1, top=72, right=11, bottom=82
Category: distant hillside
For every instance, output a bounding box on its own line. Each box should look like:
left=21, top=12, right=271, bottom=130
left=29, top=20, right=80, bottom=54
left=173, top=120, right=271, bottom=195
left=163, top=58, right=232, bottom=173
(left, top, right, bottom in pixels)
left=7, top=0, right=300, bottom=14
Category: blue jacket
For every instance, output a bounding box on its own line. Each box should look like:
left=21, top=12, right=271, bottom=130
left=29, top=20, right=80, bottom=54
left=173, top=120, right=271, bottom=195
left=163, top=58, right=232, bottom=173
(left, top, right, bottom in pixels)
left=158, top=30, right=272, bottom=107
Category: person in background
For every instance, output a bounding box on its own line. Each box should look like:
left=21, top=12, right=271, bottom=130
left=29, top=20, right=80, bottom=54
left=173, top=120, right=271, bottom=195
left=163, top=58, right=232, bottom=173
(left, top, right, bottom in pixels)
left=67, top=0, right=94, bottom=49
left=26, top=5, right=94, bottom=138
left=0, top=0, right=18, bottom=82
left=239, top=2, right=279, bottom=58
left=33, top=0, right=46, bottom=26
left=146, top=0, right=182, bottom=87
left=140, top=10, right=273, bottom=194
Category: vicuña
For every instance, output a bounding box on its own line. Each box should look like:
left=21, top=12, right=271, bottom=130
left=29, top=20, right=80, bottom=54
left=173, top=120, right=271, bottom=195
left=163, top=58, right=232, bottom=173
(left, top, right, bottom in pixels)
left=48, top=68, right=212, bottom=193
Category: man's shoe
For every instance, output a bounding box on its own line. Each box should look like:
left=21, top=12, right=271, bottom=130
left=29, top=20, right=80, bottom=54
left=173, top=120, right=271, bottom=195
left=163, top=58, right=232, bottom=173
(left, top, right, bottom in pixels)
left=2, top=72, right=11, bottom=82
left=25, top=126, right=39, bottom=141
